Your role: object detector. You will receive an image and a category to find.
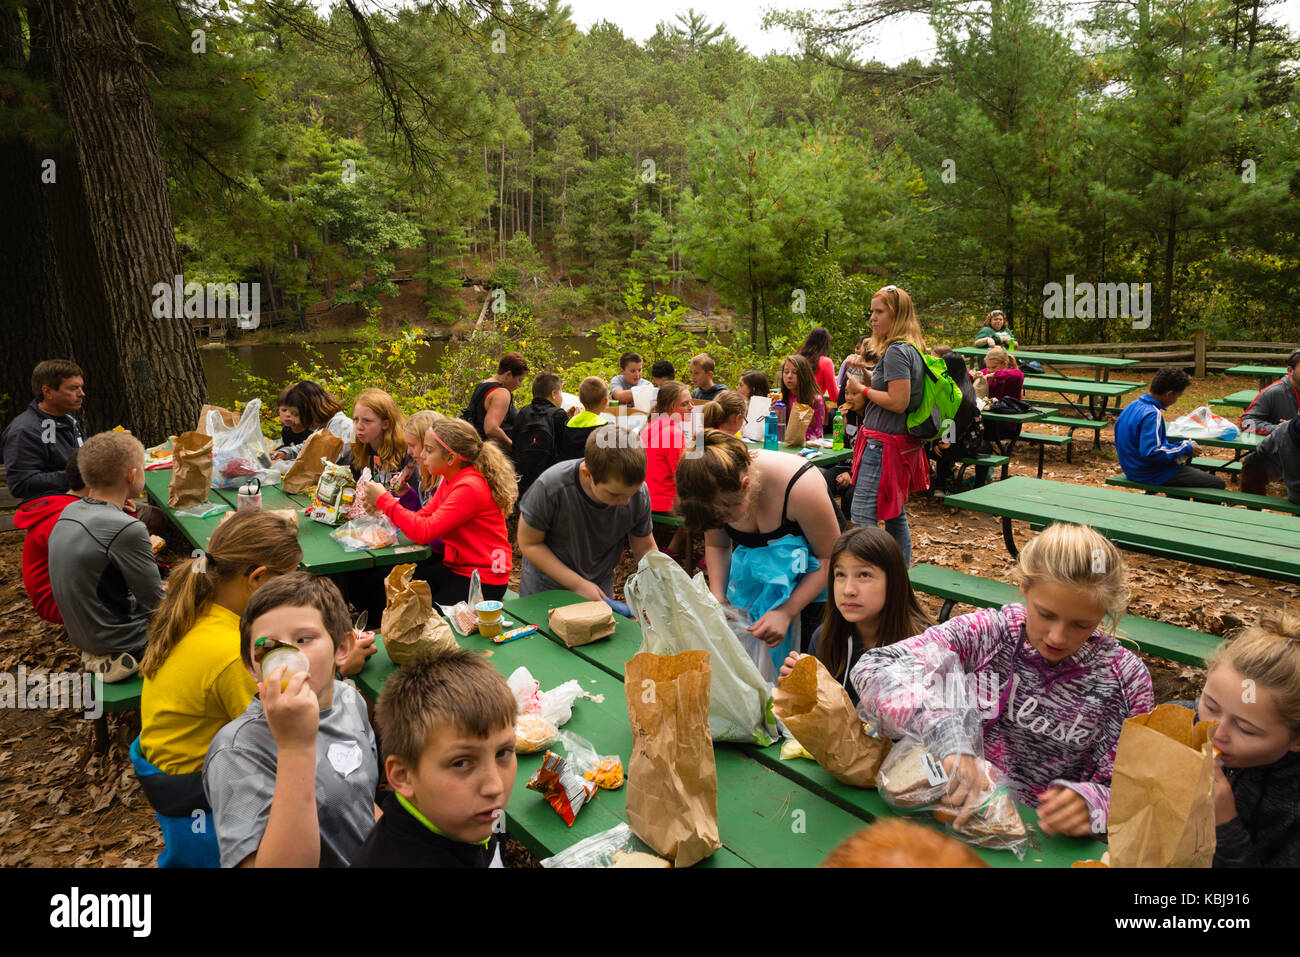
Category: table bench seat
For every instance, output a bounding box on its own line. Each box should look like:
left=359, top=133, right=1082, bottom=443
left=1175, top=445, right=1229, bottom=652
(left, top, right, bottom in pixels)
left=1211, top=390, right=1259, bottom=409
left=909, top=564, right=1221, bottom=667
left=1017, top=431, right=1073, bottom=478
left=957, top=454, right=1010, bottom=485
left=1104, top=475, right=1300, bottom=514
left=1189, top=457, right=1243, bottom=475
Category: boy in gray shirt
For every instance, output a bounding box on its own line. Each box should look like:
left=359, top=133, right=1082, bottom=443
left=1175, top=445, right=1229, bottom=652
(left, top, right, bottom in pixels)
left=48, top=431, right=163, bottom=680
left=518, top=427, right=657, bottom=600
left=203, top=573, right=378, bottom=868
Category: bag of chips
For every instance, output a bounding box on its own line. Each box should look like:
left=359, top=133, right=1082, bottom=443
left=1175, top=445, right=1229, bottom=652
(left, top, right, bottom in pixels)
left=309, top=461, right=357, bottom=526
left=527, top=750, right=596, bottom=826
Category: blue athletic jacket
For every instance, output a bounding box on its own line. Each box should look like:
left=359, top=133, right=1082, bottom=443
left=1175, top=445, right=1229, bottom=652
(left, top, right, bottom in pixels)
left=1114, top=392, right=1193, bottom=484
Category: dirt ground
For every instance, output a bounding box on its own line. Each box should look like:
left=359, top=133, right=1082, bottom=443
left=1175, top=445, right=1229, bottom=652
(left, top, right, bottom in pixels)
left=1, top=374, right=1294, bottom=866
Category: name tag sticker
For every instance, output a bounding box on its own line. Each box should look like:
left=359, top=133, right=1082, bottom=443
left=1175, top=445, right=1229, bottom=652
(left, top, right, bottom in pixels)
left=327, top=740, right=364, bottom=777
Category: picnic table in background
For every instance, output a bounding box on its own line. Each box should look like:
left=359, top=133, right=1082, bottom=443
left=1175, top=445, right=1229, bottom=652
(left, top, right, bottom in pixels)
left=1211, top=389, right=1260, bottom=410
left=144, top=469, right=430, bottom=575
left=357, top=589, right=1109, bottom=867
left=955, top=347, right=1139, bottom=383
left=1019, top=376, right=1140, bottom=420
left=944, top=475, right=1300, bottom=583
left=1225, top=365, right=1286, bottom=390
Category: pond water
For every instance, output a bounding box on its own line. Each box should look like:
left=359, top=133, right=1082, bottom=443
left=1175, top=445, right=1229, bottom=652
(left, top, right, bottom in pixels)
left=200, top=336, right=604, bottom=408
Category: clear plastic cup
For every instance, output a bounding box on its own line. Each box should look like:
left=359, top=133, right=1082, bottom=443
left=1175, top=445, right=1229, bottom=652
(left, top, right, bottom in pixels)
left=261, top=647, right=310, bottom=692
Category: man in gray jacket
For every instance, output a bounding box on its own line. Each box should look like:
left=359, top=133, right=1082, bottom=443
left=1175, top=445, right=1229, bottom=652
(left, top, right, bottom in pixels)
left=48, top=432, right=163, bottom=681
left=1240, top=348, right=1300, bottom=436
left=0, top=359, right=85, bottom=501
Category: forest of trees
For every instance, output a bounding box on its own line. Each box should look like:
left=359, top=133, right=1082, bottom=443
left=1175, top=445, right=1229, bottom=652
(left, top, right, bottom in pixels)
left=2, top=0, right=1297, bottom=438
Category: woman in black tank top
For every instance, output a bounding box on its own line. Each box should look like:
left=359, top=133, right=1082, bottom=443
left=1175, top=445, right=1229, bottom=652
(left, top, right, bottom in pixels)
left=461, top=353, right=528, bottom=448
left=676, top=431, right=840, bottom=659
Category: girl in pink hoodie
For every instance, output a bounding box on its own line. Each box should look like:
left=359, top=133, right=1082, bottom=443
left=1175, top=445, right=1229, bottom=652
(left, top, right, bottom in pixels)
left=852, top=523, right=1154, bottom=837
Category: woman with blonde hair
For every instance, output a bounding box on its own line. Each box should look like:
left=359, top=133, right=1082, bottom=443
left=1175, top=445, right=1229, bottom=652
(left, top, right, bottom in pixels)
left=394, top=409, right=443, bottom=509
left=361, top=417, right=515, bottom=607
left=849, top=285, right=930, bottom=564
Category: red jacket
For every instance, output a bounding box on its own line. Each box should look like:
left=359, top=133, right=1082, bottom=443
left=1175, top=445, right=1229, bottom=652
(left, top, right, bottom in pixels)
left=850, top=429, right=929, bottom=520
left=641, top=415, right=686, bottom=513
left=13, top=493, right=80, bottom=623
left=375, top=467, right=510, bottom=585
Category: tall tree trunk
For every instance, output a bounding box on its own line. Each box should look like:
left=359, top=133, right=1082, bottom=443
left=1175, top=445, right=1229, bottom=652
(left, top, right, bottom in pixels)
left=0, top=7, right=75, bottom=424
left=40, top=0, right=205, bottom=443
left=528, top=118, right=535, bottom=242
left=498, top=141, right=506, bottom=259
left=1162, top=212, right=1178, bottom=340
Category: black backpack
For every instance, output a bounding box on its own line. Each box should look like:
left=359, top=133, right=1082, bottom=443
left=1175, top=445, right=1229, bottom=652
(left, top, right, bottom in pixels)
left=988, top=396, right=1034, bottom=415
left=512, top=402, right=564, bottom=495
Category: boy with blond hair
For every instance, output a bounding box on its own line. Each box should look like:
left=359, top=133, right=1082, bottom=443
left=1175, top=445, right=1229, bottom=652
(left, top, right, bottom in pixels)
left=48, top=431, right=163, bottom=681
left=689, top=353, right=727, bottom=401
left=561, top=376, right=609, bottom=460
left=352, top=647, right=518, bottom=867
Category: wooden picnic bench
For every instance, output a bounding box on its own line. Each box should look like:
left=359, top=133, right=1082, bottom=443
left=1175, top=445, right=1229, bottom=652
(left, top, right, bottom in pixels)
left=1104, top=476, right=1300, bottom=515
left=944, top=476, right=1300, bottom=585
left=357, top=589, right=1109, bottom=867
left=907, top=564, right=1221, bottom=667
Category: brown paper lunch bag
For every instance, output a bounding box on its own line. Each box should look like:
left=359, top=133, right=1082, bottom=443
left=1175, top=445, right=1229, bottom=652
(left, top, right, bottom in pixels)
left=168, top=430, right=213, bottom=508
left=774, top=654, right=892, bottom=788
left=282, top=428, right=345, bottom=495
left=783, top=401, right=814, bottom=448
left=625, top=651, right=722, bottom=867
left=1108, top=704, right=1217, bottom=868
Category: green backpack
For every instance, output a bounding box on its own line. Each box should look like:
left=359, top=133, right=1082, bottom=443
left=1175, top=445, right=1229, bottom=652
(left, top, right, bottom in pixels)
left=903, top=343, right=965, bottom=443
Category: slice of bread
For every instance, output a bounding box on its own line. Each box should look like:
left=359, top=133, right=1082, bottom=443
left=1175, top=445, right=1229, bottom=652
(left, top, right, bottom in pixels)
left=609, top=850, right=670, bottom=868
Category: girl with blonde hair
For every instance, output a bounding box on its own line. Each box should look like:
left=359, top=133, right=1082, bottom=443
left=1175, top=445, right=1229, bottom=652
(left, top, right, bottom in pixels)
left=1198, top=611, right=1300, bottom=867
left=342, top=388, right=411, bottom=489
left=853, top=523, right=1154, bottom=838
left=361, top=417, right=516, bottom=606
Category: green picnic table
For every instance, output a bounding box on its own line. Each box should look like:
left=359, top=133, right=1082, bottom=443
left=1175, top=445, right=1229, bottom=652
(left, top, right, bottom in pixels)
left=944, top=476, right=1300, bottom=584
left=1196, top=430, right=1261, bottom=462
left=1210, top=389, right=1259, bottom=410
left=357, top=588, right=1108, bottom=867
left=355, top=612, right=870, bottom=868
left=144, top=469, right=430, bottom=575
left=1225, top=365, right=1285, bottom=390
left=955, top=347, right=1139, bottom=383
left=1020, top=376, right=1140, bottom=420
left=744, top=439, right=851, bottom=468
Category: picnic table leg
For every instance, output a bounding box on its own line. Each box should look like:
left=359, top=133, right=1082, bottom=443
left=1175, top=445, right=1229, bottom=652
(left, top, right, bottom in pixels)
left=93, top=714, right=108, bottom=754
left=1036, top=442, right=1046, bottom=479
left=938, top=598, right=957, bottom=622
left=1001, top=516, right=1020, bottom=558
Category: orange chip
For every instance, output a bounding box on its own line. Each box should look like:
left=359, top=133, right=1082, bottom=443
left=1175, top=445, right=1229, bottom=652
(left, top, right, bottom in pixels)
left=583, top=756, right=624, bottom=790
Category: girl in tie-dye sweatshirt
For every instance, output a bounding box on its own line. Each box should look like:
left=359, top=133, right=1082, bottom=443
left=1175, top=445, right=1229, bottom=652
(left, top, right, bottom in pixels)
left=852, top=524, right=1154, bottom=837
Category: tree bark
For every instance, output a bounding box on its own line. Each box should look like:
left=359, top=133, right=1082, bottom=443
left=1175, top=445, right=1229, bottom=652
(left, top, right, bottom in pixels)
left=35, top=0, right=206, bottom=442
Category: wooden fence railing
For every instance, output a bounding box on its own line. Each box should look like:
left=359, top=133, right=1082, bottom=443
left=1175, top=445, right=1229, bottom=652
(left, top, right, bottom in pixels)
left=1035, top=333, right=1296, bottom=376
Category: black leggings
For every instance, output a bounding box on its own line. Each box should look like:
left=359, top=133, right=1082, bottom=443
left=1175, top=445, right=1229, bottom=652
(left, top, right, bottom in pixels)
left=342, top=558, right=507, bottom=623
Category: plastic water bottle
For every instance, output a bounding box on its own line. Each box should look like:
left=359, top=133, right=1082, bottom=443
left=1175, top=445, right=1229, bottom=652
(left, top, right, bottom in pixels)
left=832, top=413, right=845, bottom=451
left=763, top=413, right=778, bottom=450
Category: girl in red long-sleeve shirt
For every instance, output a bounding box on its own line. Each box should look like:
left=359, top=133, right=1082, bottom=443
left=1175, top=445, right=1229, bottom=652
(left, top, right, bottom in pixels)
left=361, top=418, right=516, bottom=605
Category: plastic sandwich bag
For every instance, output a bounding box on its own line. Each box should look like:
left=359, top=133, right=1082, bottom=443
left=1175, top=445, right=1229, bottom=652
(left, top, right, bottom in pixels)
left=624, top=550, right=778, bottom=746
left=1167, top=405, right=1239, bottom=441
left=555, top=729, right=624, bottom=790
left=331, top=513, right=399, bottom=552
left=506, top=666, right=597, bottom=729
left=209, top=399, right=279, bottom=488
left=540, top=823, right=668, bottom=868
left=875, top=736, right=1028, bottom=857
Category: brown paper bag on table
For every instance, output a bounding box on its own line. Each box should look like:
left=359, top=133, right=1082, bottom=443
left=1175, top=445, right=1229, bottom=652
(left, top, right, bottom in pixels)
left=1108, top=704, right=1218, bottom=868
left=168, top=430, right=213, bottom=508
left=625, top=651, right=721, bottom=868
left=380, top=563, right=443, bottom=666
left=197, top=404, right=240, bottom=435
left=282, top=429, right=345, bottom=494
left=773, top=655, right=892, bottom=787
left=783, top=401, right=813, bottom=448
left=548, top=601, right=616, bottom=648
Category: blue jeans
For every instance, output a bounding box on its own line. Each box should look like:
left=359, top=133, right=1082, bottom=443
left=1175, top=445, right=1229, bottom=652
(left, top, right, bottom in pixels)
left=850, top=438, right=912, bottom=565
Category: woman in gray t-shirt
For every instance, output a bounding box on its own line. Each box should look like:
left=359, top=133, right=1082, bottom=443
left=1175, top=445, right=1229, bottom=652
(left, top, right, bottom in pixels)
left=849, top=286, right=928, bottom=564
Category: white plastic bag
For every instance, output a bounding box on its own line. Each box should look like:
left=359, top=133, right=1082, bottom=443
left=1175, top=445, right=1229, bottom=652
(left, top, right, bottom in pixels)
left=741, top=395, right=771, bottom=442
left=1167, top=405, right=1239, bottom=441
left=505, top=667, right=593, bottom=729
left=624, top=550, right=778, bottom=745
left=209, top=399, right=279, bottom=488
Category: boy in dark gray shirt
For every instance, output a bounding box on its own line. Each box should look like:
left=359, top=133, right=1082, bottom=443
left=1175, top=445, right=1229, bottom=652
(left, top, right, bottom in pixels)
left=517, top=427, right=657, bottom=600
left=48, top=432, right=162, bottom=679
